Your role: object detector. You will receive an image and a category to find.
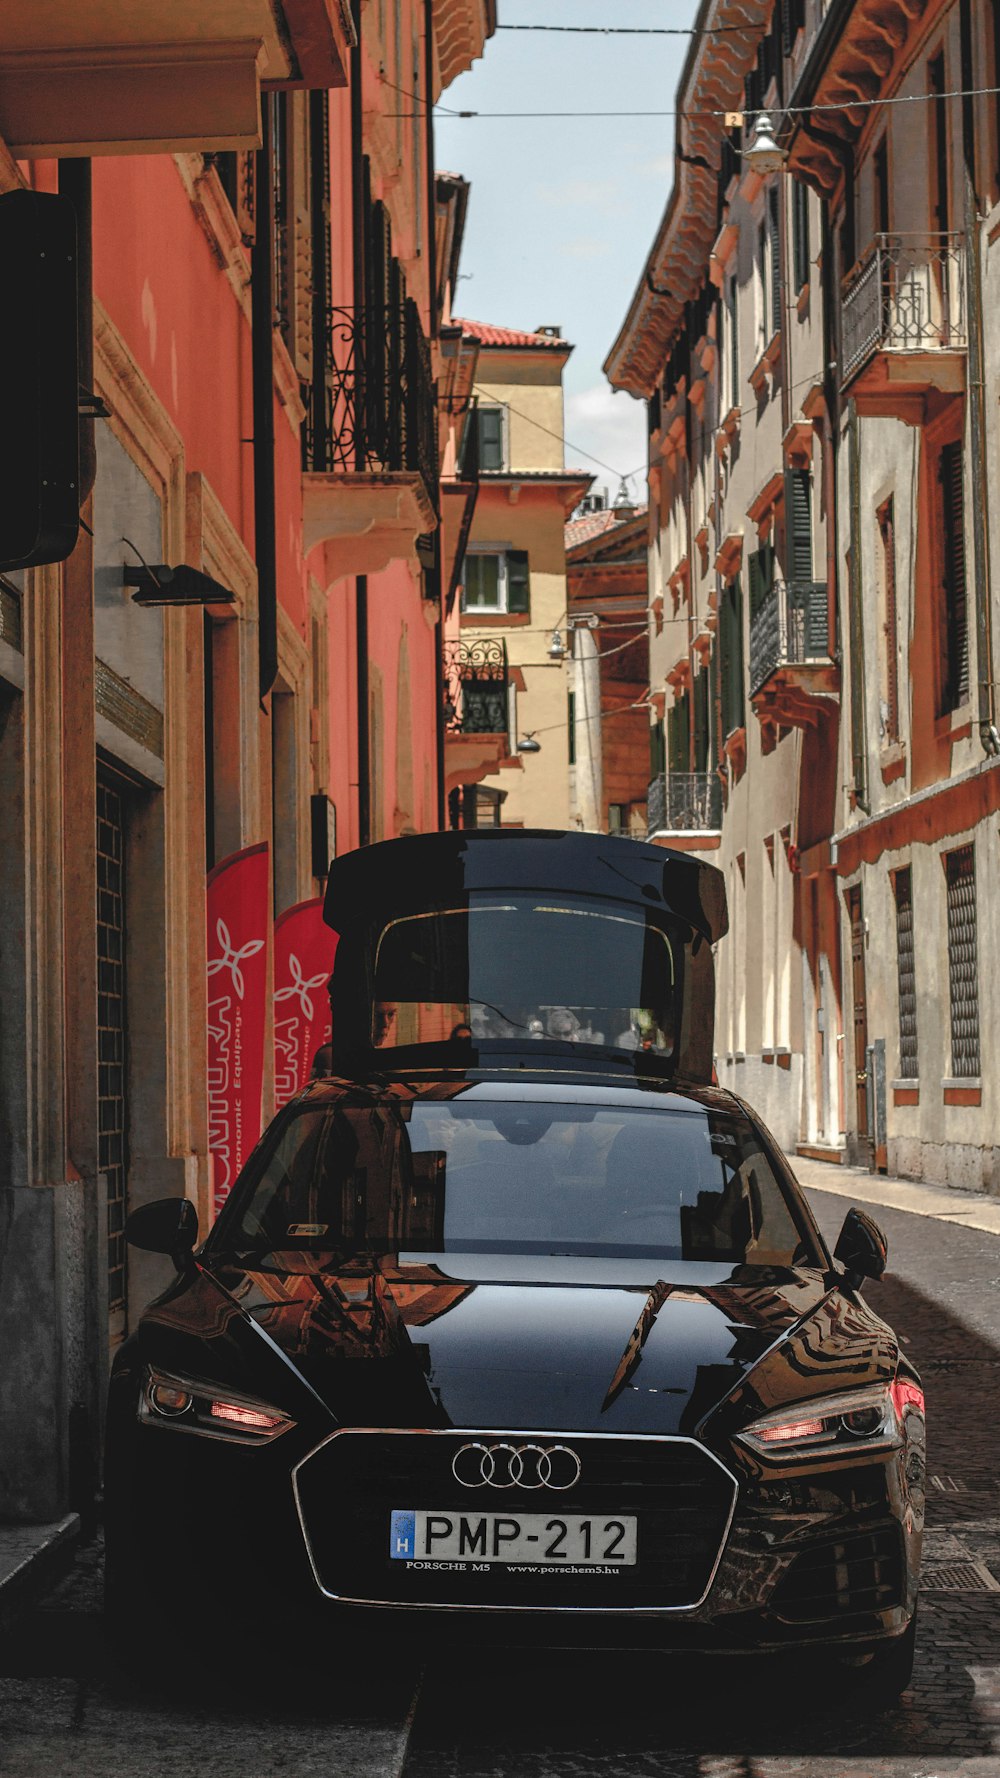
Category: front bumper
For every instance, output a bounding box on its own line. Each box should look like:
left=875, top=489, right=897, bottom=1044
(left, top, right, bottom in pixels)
left=107, top=1402, right=924, bottom=1655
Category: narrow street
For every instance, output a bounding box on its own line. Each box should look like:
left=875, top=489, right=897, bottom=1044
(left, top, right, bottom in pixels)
left=3, top=1183, right=999, bottom=1778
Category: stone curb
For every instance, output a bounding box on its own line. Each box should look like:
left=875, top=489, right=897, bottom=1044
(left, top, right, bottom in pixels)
left=788, top=1152, right=1000, bottom=1237
left=0, top=1514, right=80, bottom=1635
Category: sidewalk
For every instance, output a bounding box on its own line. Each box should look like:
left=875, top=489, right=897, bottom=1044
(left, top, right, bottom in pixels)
left=0, top=1515, right=79, bottom=1634
left=789, top=1151, right=1000, bottom=1237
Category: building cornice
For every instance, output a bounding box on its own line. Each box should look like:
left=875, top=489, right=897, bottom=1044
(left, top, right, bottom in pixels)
left=604, top=0, right=772, bottom=399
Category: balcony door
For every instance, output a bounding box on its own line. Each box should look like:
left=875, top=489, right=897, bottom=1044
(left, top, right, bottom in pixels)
left=847, top=885, right=873, bottom=1165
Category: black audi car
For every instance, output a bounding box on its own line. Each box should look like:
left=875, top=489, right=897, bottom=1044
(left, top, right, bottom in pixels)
left=105, top=833, right=924, bottom=1697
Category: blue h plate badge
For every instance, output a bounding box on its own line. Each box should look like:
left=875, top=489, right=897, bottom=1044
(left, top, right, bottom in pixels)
left=390, top=1509, right=416, bottom=1560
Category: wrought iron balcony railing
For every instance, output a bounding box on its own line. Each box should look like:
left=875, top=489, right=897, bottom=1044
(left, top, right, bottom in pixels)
left=304, top=298, right=438, bottom=499
left=646, top=771, right=721, bottom=836
left=840, top=232, right=966, bottom=384
left=749, top=579, right=829, bottom=697
left=443, top=638, right=509, bottom=736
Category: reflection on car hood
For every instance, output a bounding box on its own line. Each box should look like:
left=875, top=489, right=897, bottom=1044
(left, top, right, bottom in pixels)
left=140, top=1252, right=898, bottom=1439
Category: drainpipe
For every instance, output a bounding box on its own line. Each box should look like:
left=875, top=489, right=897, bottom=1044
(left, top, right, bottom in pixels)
left=351, top=0, right=370, bottom=843
left=959, top=0, right=999, bottom=755
left=57, top=159, right=96, bottom=504
left=252, top=99, right=278, bottom=703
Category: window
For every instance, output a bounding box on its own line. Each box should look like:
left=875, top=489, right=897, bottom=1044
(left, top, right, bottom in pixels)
left=893, top=868, right=918, bottom=1078
left=938, top=440, right=968, bottom=714
left=792, top=179, right=810, bottom=293
left=720, top=576, right=745, bottom=738
left=747, top=542, right=775, bottom=621
left=476, top=407, right=506, bottom=471
left=767, top=185, right=782, bottom=337
left=725, top=273, right=739, bottom=411
left=784, top=469, right=813, bottom=584
left=878, top=496, right=899, bottom=743
left=608, top=803, right=627, bottom=834
left=945, top=845, right=979, bottom=1077
left=460, top=550, right=530, bottom=616
left=667, top=694, right=689, bottom=773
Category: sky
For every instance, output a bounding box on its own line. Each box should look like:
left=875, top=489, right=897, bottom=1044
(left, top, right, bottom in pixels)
left=435, top=2, right=699, bottom=504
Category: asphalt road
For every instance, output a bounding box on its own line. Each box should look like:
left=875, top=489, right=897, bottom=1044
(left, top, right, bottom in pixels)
left=2, top=1184, right=999, bottom=1778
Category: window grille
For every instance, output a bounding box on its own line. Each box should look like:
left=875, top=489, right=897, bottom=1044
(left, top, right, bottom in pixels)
left=893, top=868, right=918, bottom=1078
left=945, top=845, right=980, bottom=1077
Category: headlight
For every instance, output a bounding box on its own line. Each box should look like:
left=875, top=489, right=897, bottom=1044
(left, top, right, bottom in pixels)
left=736, top=1378, right=924, bottom=1461
left=138, top=1365, right=294, bottom=1444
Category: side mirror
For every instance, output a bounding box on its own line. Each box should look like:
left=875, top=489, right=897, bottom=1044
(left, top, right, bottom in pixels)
left=125, top=1197, right=198, bottom=1268
left=834, top=1205, right=887, bottom=1288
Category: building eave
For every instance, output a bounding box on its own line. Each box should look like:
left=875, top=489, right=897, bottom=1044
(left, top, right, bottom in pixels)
left=604, top=0, right=772, bottom=399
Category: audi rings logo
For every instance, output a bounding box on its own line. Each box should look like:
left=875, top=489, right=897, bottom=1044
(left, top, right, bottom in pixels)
left=451, top=1441, right=582, bottom=1491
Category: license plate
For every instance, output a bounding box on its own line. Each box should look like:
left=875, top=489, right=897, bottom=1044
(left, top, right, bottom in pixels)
left=389, top=1509, right=637, bottom=1566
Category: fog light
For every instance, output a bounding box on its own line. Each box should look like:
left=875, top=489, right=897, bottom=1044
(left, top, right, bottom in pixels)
left=148, top=1382, right=193, bottom=1417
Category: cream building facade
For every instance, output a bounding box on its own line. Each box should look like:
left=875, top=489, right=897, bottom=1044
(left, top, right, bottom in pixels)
left=451, top=321, right=590, bottom=830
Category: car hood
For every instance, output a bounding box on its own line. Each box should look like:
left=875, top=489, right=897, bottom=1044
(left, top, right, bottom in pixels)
left=140, top=1252, right=898, bottom=1439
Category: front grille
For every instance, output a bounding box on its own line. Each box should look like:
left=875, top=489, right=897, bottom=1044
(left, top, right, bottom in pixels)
left=293, top=1431, right=737, bottom=1611
left=770, top=1526, right=904, bottom=1623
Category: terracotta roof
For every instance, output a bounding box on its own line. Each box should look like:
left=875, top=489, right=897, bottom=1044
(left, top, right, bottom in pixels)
left=456, top=318, right=570, bottom=351
left=565, top=507, right=647, bottom=551
left=564, top=509, right=621, bottom=549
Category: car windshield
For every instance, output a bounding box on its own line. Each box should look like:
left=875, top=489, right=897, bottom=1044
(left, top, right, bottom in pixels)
left=212, top=1098, right=819, bottom=1267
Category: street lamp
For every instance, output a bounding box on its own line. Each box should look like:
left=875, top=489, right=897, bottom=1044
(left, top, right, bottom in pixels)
left=517, top=732, right=541, bottom=753
left=744, top=112, right=787, bottom=176
left=547, top=627, right=566, bottom=662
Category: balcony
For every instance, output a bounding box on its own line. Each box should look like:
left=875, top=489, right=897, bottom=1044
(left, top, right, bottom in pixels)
left=302, top=299, right=439, bottom=579
left=840, top=234, right=966, bottom=413
left=749, top=580, right=838, bottom=731
left=443, top=638, right=511, bottom=791
left=647, top=772, right=722, bottom=842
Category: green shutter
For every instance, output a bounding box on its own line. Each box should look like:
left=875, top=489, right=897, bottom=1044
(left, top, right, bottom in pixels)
left=792, top=179, right=810, bottom=292
left=668, top=692, right=690, bottom=772
left=693, top=670, right=709, bottom=772
left=505, top=549, right=530, bottom=615
left=721, top=575, right=745, bottom=738
left=768, top=186, right=782, bottom=337
left=784, top=468, right=813, bottom=582
left=568, top=689, right=576, bottom=764
left=478, top=407, right=504, bottom=471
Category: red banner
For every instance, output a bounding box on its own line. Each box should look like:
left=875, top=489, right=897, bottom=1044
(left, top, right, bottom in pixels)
left=206, top=843, right=269, bottom=1217
left=274, top=897, right=337, bottom=1108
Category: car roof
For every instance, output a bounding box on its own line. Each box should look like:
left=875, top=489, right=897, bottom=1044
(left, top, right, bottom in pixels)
left=297, top=1070, right=743, bottom=1117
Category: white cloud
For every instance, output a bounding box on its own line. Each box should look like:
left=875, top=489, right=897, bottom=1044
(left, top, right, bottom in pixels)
left=564, top=383, right=648, bottom=498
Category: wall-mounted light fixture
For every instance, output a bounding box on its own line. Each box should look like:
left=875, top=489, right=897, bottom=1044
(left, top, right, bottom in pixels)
left=124, top=562, right=236, bottom=608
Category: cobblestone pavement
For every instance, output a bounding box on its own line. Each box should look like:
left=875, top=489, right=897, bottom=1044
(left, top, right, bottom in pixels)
left=2, top=1183, right=999, bottom=1776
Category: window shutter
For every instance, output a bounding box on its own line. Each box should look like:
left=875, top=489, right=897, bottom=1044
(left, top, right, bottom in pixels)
left=940, top=440, right=968, bottom=709
left=649, top=717, right=665, bottom=778
left=768, top=186, right=782, bottom=337
left=727, top=277, right=739, bottom=407
left=567, top=689, right=576, bottom=764
left=478, top=407, right=504, bottom=471
left=721, top=576, right=745, bottom=738
left=748, top=546, right=774, bottom=618
left=780, top=0, right=794, bottom=55
left=506, top=549, right=530, bottom=615
left=693, top=670, right=709, bottom=772
left=784, top=469, right=813, bottom=583
left=792, top=179, right=810, bottom=292
left=668, top=695, right=689, bottom=773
